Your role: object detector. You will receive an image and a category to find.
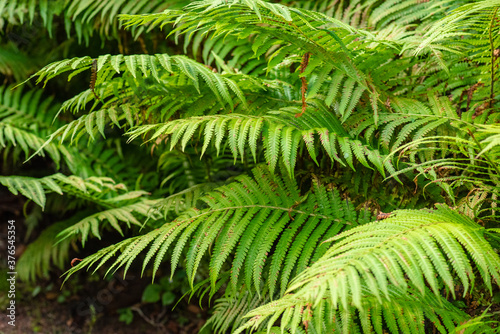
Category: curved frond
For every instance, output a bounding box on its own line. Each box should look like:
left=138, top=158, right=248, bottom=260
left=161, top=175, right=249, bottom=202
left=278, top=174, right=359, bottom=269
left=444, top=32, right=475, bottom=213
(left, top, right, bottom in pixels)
left=238, top=205, right=500, bottom=333
left=63, top=165, right=371, bottom=295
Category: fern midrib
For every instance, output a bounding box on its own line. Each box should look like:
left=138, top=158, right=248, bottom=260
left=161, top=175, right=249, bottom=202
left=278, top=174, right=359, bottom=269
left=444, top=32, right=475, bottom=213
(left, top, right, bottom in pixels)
left=175, top=204, right=345, bottom=227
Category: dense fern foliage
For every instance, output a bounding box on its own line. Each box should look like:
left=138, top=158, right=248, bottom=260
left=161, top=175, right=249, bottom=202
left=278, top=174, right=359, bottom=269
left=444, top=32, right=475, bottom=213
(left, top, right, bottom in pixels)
left=2, top=0, right=500, bottom=333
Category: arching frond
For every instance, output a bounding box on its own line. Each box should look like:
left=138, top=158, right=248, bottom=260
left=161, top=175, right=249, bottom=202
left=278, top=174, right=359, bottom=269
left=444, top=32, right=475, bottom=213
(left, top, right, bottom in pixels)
left=238, top=205, right=500, bottom=333
left=24, top=54, right=246, bottom=109
left=16, top=219, right=74, bottom=282
left=237, top=286, right=496, bottom=334
left=57, top=198, right=161, bottom=247
left=126, top=107, right=392, bottom=178
left=0, top=173, right=132, bottom=209
left=64, top=165, right=371, bottom=296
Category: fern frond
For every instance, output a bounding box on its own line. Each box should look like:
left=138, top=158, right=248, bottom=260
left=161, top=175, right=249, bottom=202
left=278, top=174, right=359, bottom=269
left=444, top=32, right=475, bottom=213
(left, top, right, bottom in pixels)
left=0, top=174, right=63, bottom=208
left=237, top=285, right=496, bottom=334
left=17, top=219, right=73, bottom=282
left=63, top=165, right=370, bottom=295
left=0, top=85, right=66, bottom=165
left=25, top=54, right=246, bottom=109
left=202, top=288, right=269, bottom=334
left=0, top=173, right=135, bottom=210
left=127, top=107, right=392, bottom=177
left=57, top=198, right=161, bottom=247
left=237, top=205, right=500, bottom=333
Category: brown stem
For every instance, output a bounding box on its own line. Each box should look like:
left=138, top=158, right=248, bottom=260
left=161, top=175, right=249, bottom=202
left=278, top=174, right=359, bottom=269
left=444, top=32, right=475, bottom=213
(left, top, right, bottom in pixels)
left=489, top=8, right=499, bottom=108
left=295, top=52, right=310, bottom=118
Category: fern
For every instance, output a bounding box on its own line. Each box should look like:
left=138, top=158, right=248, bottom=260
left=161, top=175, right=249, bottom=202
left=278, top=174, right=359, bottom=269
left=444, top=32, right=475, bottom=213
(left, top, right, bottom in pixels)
left=126, top=107, right=393, bottom=178
left=238, top=205, right=500, bottom=333
left=0, top=173, right=161, bottom=243
left=238, top=287, right=496, bottom=334
left=0, top=0, right=183, bottom=43
left=56, top=198, right=161, bottom=247
left=24, top=54, right=246, bottom=109
left=0, top=85, right=66, bottom=165
left=4, top=0, right=500, bottom=332
left=16, top=219, right=74, bottom=282
left=64, top=165, right=371, bottom=294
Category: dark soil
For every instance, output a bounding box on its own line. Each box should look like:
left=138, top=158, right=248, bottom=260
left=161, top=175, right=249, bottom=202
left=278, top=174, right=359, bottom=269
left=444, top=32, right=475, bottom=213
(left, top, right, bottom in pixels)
left=0, top=276, right=207, bottom=334
left=0, top=298, right=206, bottom=334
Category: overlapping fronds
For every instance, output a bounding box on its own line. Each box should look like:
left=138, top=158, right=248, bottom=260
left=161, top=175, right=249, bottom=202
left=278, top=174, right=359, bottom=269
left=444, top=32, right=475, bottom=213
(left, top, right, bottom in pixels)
left=417, top=0, right=500, bottom=56
left=5, top=0, right=500, bottom=331
left=1, top=172, right=162, bottom=247
left=0, top=0, right=183, bottom=43
left=127, top=107, right=392, bottom=178
left=24, top=54, right=246, bottom=110
left=237, top=205, right=500, bottom=333
left=388, top=123, right=500, bottom=220
left=287, top=0, right=469, bottom=30
left=16, top=219, right=74, bottom=282
left=413, top=0, right=500, bottom=106
left=0, top=85, right=65, bottom=164
left=156, top=149, right=237, bottom=196
left=64, top=165, right=371, bottom=296
left=201, top=289, right=267, bottom=334
left=237, top=286, right=495, bottom=334
left=152, top=182, right=217, bottom=219
left=120, top=0, right=382, bottom=94
left=351, top=95, right=465, bottom=155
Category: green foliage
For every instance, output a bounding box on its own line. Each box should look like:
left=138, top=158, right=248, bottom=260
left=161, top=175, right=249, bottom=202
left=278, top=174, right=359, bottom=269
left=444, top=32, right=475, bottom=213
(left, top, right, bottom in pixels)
left=64, top=165, right=370, bottom=295
left=238, top=205, right=500, bottom=333
left=0, top=0, right=183, bottom=43
left=2, top=0, right=500, bottom=333
left=16, top=219, right=73, bottom=282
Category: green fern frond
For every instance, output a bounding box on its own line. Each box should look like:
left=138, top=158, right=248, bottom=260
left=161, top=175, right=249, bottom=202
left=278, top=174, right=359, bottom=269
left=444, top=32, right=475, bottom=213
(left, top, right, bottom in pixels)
left=237, top=205, right=500, bottom=333
left=57, top=198, right=161, bottom=246
left=0, top=174, right=63, bottom=208
left=63, top=165, right=370, bottom=295
left=0, top=173, right=133, bottom=209
left=237, top=285, right=495, bottom=334
left=24, top=54, right=246, bottom=110
left=127, top=107, right=392, bottom=177
left=202, top=288, right=269, bottom=334
left=291, top=205, right=499, bottom=301
left=0, top=85, right=67, bottom=165
left=119, top=0, right=387, bottom=95
left=417, top=1, right=500, bottom=56
left=0, top=123, right=62, bottom=164
left=16, top=219, right=74, bottom=282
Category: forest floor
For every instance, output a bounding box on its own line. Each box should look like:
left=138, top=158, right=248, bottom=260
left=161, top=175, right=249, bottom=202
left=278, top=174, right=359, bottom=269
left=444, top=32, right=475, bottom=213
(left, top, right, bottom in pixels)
left=0, top=276, right=207, bottom=334
left=0, top=190, right=208, bottom=334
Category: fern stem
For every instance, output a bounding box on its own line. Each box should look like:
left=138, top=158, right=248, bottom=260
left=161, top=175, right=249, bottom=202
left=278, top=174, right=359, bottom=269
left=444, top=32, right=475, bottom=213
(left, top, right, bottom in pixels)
left=181, top=204, right=344, bottom=223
